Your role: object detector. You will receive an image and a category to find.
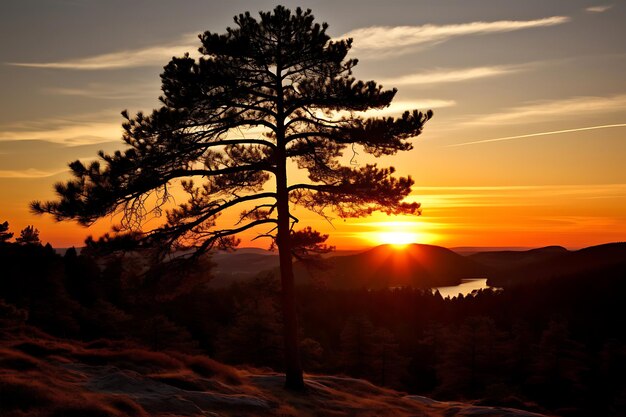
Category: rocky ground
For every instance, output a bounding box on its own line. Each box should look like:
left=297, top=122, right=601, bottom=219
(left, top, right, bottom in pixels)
left=0, top=329, right=551, bottom=417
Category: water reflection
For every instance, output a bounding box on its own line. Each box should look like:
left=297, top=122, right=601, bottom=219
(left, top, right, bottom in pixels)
left=434, top=278, right=500, bottom=299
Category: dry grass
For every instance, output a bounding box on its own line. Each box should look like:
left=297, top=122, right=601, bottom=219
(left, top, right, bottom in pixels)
left=178, top=353, right=244, bottom=385
left=147, top=371, right=207, bottom=391
left=0, top=376, right=55, bottom=411
left=0, top=373, right=148, bottom=417
left=0, top=347, right=43, bottom=371
left=71, top=347, right=184, bottom=373
left=0, top=332, right=549, bottom=417
left=11, top=339, right=76, bottom=357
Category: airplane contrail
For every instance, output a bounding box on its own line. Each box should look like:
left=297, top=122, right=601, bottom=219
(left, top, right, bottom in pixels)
left=448, top=123, right=626, bottom=147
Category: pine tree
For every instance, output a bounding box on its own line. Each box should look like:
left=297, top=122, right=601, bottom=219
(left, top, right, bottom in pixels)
left=215, top=296, right=284, bottom=368
left=372, top=327, right=407, bottom=388
left=32, top=6, right=432, bottom=389
left=340, top=315, right=376, bottom=378
left=15, top=225, right=40, bottom=245
left=0, top=221, right=13, bottom=243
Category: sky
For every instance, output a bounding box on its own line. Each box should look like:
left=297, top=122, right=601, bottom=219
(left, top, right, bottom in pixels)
left=1, top=0, right=625, bottom=250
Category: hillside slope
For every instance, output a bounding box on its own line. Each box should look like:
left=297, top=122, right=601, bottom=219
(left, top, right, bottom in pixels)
left=469, top=246, right=568, bottom=271
left=295, top=244, right=490, bottom=289
left=0, top=331, right=548, bottom=417
left=481, top=242, right=626, bottom=287
left=208, top=249, right=279, bottom=287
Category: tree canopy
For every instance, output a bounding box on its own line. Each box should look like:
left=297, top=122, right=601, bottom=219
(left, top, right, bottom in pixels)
left=0, top=221, right=13, bottom=243
left=15, top=225, right=40, bottom=246
left=32, top=6, right=432, bottom=389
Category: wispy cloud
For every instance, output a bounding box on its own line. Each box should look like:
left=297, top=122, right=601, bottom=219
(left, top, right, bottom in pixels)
left=0, top=168, right=66, bottom=178
left=8, top=33, right=198, bottom=70
left=9, top=16, right=571, bottom=69
left=0, top=110, right=124, bottom=145
left=380, top=65, right=523, bottom=87
left=0, top=139, right=120, bottom=179
left=411, top=184, right=626, bottom=209
left=585, top=5, right=613, bottom=13
left=344, top=184, right=626, bottom=246
left=449, top=123, right=626, bottom=147
left=341, top=16, right=569, bottom=57
left=466, top=94, right=626, bottom=126
left=44, top=82, right=158, bottom=100
left=362, top=99, right=456, bottom=117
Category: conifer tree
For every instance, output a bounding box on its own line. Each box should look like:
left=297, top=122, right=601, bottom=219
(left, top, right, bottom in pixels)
left=32, top=6, right=432, bottom=389
left=15, top=225, right=40, bottom=246
left=340, top=315, right=376, bottom=378
left=0, top=221, right=13, bottom=243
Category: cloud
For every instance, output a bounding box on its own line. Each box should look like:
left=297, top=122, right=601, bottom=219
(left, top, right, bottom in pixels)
left=0, top=139, right=120, bottom=179
left=0, top=168, right=66, bottom=178
left=585, top=5, right=613, bottom=13
left=8, top=33, right=199, bottom=70
left=9, top=16, right=571, bottom=69
left=340, top=16, right=570, bottom=57
left=411, top=184, right=626, bottom=209
left=362, top=99, right=456, bottom=117
left=466, top=94, right=626, bottom=126
left=344, top=184, right=626, bottom=245
left=0, top=110, right=124, bottom=145
left=449, top=123, right=626, bottom=147
left=380, top=65, right=522, bottom=87
left=44, top=82, right=158, bottom=100
left=324, top=99, right=454, bottom=120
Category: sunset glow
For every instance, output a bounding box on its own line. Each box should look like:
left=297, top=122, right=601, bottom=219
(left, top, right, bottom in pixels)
left=1, top=2, right=625, bottom=250
left=356, top=221, right=438, bottom=248
left=376, top=231, right=418, bottom=246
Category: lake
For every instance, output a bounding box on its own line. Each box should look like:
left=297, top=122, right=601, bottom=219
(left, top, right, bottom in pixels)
left=434, top=278, right=498, bottom=299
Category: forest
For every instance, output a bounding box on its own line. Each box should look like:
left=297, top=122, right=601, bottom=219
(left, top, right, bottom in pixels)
left=1, top=228, right=625, bottom=417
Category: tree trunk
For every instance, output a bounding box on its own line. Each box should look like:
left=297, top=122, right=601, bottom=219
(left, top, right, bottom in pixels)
left=275, top=146, right=305, bottom=390
left=275, top=56, right=305, bottom=388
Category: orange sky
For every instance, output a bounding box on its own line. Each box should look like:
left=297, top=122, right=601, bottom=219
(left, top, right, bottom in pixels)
left=3, top=174, right=624, bottom=250
left=1, top=1, right=625, bottom=250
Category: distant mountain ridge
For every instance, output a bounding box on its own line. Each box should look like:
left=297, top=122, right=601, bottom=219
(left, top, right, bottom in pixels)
left=450, top=246, right=537, bottom=256
left=208, top=250, right=279, bottom=287
left=477, top=242, right=626, bottom=287
left=293, top=243, right=490, bottom=289
left=469, top=246, right=569, bottom=271
left=56, top=242, right=626, bottom=290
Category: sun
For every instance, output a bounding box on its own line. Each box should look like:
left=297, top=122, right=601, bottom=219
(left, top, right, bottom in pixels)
left=358, top=221, right=438, bottom=248
left=376, top=231, right=419, bottom=247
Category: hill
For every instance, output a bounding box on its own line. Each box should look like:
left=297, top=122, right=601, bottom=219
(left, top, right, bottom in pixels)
left=450, top=246, right=535, bottom=256
left=469, top=246, right=568, bottom=271
left=52, top=242, right=626, bottom=292
left=208, top=249, right=279, bottom=288
left=0, top=331, right=548, bottom=417
left=480, top=243, right=626, bottom=287
left=294, top=244, right=490, bottom=289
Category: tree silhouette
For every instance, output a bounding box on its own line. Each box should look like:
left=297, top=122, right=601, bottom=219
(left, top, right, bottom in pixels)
left=215, top=295, right=284, bottom=369
left=340, top=315, right=376, bottom=378
left=0, top=221, right=13, bottom=243
left=32, top=6, right=432, bottom=389
left=15, top=225, right=40, bottom=245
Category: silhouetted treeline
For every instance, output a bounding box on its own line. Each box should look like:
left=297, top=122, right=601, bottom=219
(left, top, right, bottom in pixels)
left=1, top=241, right=625, bottom=417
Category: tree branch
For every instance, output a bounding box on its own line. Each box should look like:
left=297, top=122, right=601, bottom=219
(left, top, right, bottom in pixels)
left=193, top=218, right=278, bottom=254
left=168, top=163, right=275, bottom=179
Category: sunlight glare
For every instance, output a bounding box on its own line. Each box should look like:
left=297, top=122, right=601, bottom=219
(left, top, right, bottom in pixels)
left=356, top=220, right=438, bottom=248
left=376, top=231, right=419, bottom=247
